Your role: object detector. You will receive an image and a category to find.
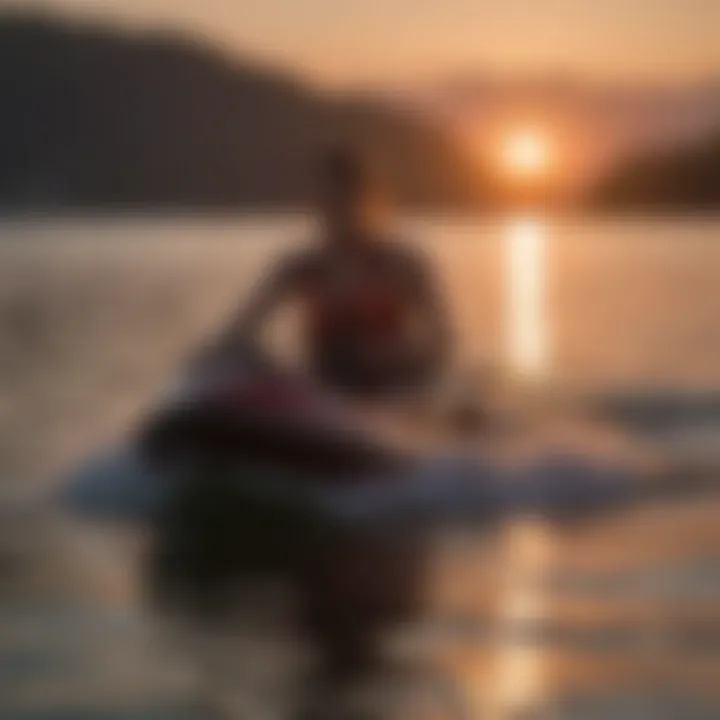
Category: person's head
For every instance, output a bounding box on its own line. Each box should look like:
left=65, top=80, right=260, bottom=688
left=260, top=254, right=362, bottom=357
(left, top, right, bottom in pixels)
left=317, top=146, right=388, bottom=244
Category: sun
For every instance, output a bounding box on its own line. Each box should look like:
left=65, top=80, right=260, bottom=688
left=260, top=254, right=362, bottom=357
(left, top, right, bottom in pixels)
left=501, top=129, right=551, bottom=178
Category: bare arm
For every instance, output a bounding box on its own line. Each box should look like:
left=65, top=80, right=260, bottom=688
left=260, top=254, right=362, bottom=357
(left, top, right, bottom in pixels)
left=214, top=252, right=307, bottom=356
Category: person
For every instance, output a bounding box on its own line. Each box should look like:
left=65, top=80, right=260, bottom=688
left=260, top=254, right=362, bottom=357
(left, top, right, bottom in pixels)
left=224, top=146, right=453, bottom=398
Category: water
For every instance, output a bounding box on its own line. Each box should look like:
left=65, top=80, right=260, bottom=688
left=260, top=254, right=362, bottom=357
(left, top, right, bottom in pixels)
left=1, top=215, right=720, bottom=718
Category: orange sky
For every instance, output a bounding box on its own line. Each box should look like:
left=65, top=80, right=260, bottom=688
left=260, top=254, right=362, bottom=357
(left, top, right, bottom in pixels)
left=14, top=0, right=720, bottom=86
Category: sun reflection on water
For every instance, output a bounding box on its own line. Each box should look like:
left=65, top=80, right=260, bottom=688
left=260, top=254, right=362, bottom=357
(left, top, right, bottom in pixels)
left=490, top=519, right=556, bottom=719
left=506, top=218, right=549, bottom=381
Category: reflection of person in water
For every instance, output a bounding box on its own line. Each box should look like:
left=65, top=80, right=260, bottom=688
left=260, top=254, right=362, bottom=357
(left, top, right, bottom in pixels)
left=231, top=146, right=453, bottom=397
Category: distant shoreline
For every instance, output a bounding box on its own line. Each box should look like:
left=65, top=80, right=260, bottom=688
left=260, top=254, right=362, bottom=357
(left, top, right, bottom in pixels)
left=2, top=207, right=720, bottom=224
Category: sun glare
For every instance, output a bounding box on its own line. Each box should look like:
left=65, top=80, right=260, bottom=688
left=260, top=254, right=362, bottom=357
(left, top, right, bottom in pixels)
left=502, top=129, right=551, bottom=178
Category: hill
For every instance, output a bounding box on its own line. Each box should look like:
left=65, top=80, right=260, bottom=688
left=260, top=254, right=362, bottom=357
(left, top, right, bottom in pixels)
left=592, top=129, right=720, bottom=211
left=0, top=15, right=486, bottom=211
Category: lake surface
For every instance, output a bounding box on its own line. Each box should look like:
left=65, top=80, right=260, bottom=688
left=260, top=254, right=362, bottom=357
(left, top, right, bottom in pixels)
left=1, top=215, right=720, bottom=719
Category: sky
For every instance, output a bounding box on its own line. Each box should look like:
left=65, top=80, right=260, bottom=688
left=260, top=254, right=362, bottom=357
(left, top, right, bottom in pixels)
left=7, top=0, right=720, bottom=86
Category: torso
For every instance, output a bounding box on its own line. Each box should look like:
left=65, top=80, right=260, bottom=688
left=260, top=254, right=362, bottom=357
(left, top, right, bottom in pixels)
left=289, top=240, right=425, bottom=390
